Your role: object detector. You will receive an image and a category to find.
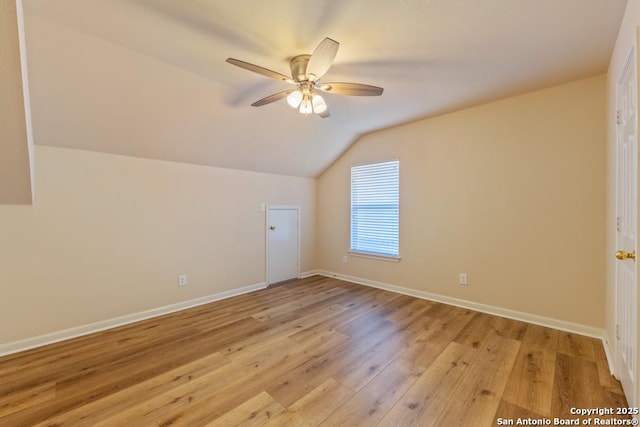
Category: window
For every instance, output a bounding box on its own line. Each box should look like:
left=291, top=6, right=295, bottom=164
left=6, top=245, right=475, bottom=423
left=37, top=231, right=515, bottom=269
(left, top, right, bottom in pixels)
left=350, top=160, right=400, bottom=259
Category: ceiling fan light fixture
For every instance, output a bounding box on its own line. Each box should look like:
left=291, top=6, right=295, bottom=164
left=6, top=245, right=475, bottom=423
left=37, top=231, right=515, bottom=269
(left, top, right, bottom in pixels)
left=311, top=94, right=327, bottom=114
left=227, top=37, right=383, bottom=119
left=286, top=90, right=303, bottom=108
left=299, top=95, right=313, bottom=114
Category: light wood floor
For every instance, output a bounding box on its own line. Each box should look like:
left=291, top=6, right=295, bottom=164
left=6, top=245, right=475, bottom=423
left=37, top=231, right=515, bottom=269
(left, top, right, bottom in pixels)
left=0, top=276, right=629, bottom=426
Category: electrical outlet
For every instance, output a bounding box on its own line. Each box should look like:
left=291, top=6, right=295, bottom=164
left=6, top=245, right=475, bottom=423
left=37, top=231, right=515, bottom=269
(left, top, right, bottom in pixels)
left=178, top=274, right=187, bottom=287
left=459, top=273, right=468, bottom=285
left=342, top=255, right=348, bottom=263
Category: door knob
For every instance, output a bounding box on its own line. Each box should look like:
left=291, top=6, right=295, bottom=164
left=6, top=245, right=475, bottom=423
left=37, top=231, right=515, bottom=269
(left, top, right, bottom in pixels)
left=269, top=226, right=276, bottom=230
left=615, top=250, right=636, bottom=261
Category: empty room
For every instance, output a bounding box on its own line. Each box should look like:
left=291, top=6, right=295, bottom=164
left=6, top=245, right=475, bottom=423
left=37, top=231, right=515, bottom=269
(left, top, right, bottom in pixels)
left=1, top=0, right=639, bottom=426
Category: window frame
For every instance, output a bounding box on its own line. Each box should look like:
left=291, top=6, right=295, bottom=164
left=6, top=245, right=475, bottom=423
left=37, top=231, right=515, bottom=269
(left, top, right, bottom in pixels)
left=349, top=159, right=401, bottom=262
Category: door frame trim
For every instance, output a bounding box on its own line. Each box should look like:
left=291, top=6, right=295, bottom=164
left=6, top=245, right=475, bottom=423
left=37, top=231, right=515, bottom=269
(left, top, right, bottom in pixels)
left=265, top=205, right=301, bottom=286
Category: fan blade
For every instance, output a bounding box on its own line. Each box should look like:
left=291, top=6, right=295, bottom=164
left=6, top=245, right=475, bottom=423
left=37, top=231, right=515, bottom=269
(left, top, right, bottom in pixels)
left=226, top=58, right=295, bottom=84
left=306, top=38, right=339, bottom=81
left=317, top=82, right=384, bottom=96
left=317, top=107, right=330, bottom=118
left=251, top=90, right=294, bottom=107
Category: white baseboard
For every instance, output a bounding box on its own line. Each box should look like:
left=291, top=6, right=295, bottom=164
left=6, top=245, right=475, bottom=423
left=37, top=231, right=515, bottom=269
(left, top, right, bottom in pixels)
left=0, top=281, right=267, bottom=357
left=311, top=269, right=606, bottom=339
left=298, top=270, right=321, bottom=279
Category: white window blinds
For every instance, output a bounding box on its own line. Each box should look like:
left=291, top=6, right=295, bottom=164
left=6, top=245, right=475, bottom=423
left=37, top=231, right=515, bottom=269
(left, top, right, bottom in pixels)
left=350, top=160, right=400, bottom=258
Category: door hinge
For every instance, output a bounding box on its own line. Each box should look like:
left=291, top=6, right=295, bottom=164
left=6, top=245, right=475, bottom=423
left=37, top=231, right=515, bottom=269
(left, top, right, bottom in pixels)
left=616, top=324, right=621, bottom=340
left=616, top=216, right=622, bottom=232
left=617, top=110, right=623, bottom=125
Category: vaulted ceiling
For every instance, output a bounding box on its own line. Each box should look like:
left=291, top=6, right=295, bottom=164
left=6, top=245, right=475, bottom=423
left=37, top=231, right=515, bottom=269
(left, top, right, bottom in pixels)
left=22, top=0, right=626, bottom=178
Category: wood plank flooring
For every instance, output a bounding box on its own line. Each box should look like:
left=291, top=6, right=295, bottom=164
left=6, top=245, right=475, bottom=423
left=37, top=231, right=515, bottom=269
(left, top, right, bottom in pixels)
left=0, top=276, right=630, bottom=426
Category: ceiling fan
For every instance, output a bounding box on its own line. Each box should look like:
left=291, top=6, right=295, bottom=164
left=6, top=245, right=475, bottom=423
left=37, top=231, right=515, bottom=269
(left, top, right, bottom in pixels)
left=226, top=38, right=384, bottom=118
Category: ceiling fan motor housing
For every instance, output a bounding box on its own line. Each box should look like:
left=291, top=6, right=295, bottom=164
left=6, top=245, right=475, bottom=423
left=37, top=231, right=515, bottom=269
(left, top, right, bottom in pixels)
left=290, top=54, right=312, bottom=82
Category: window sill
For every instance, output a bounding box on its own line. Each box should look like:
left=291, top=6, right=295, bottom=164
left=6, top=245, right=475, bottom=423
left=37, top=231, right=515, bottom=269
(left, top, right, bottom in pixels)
left=348, top=251, right=401, bottom=263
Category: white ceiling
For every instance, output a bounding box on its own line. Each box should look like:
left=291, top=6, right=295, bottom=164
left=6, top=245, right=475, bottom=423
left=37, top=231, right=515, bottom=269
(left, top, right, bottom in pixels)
left=22, top=0, right=626, bottom=178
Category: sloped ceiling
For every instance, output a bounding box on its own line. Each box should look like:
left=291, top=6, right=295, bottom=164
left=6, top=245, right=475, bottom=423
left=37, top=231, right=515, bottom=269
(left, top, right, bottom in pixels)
left=22, top=0, right=626, bottom=178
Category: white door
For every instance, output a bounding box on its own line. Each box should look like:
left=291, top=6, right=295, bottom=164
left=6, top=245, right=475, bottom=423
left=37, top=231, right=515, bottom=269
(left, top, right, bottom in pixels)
left=267, top=207, right=299, bottom=285
left=615, top=47, right=638, bottom=405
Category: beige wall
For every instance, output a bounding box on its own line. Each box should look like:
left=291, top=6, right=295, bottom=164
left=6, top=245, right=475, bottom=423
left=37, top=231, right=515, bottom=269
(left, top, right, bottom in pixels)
left=607, top=0, right=640, bottom=406
left=0, top=145, right=315, bottom=343
left=317, top=75, right=606, bottom=328
left=0, top=0, right=33, bottom=204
